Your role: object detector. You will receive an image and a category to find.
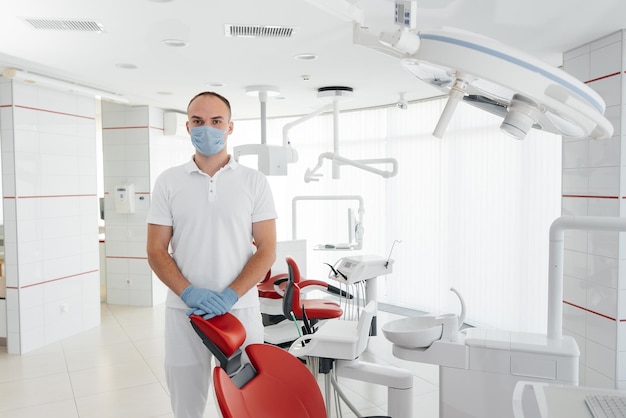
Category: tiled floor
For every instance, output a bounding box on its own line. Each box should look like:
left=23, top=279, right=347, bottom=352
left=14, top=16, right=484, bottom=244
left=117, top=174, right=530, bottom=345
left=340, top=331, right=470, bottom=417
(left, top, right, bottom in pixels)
left=0, top=303, right=439, bottom=418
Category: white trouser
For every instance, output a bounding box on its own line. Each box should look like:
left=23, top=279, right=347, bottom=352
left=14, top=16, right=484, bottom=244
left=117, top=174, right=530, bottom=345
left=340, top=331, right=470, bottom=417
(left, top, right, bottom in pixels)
left=164, top=306, right=263, bottom=418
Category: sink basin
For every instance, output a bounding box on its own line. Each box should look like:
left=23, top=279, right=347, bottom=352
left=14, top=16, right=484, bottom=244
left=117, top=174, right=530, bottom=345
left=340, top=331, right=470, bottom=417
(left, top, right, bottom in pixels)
left=382, top=316, right=443, bottom=348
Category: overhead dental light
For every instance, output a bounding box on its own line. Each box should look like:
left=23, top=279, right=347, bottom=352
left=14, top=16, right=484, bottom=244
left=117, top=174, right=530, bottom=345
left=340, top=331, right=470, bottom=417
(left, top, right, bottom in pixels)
left=394, top=27, right=612, bottom=139
left=312, top=0, right=613, bottom=140
left=499, top=94, right=542, bottom=140
left=233, top=85, right=298, bottom=175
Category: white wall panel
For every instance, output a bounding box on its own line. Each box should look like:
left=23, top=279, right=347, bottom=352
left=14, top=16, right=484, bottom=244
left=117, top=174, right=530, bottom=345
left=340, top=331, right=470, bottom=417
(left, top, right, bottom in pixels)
left=562, top=30, right=625, bottom=387
left=0, top=80, right=100, bottom=353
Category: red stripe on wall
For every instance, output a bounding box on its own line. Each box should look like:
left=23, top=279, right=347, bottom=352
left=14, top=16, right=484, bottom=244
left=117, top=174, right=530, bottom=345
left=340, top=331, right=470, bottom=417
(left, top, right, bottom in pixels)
left=102, top=126, right=163, bottom=130
left=585, top=72, right=621, bottom=83
left=15, top=269, right=99, bottom=289
left=562, top=195, right=619, bottom=199
left=564, top=300, right=618, bottom=321
left=3, top=194, right=97, bottom=199
left=14, top=105, right=95, bottom=120
left=104, top=191, right=150, bottom=195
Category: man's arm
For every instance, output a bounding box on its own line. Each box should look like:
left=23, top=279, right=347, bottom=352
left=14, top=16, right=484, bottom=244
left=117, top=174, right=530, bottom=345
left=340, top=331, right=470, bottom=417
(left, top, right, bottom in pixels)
left=146, top=223, right=190, bottom=296
left=228, top=218, right=277, bottom=297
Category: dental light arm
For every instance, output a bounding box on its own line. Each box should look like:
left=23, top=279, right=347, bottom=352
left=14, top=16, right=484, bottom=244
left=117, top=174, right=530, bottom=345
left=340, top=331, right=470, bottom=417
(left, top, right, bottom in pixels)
left=432, top=76, right=473, bottom=138
left=304, top=152, right=398, bottom=183
left=282, top=102, right=333, bottom=147
left=304, top=87, right=399, bottom=182
left=352, top=22, right=415, bottom=59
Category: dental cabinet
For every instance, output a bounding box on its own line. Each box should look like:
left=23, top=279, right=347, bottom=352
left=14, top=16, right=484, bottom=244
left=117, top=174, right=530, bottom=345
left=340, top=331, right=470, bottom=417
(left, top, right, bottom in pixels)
left=392, top=328, right=579, bottom=417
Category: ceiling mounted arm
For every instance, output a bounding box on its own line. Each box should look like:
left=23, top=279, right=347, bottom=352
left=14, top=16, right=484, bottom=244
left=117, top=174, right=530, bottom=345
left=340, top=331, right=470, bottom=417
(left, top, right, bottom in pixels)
left=303, top=86, right=399, bottom=182
left=282, top=102, right=334, bottom=147
left=305, top=152, right=399, bottom=183
left=432, top=76, right=473, bottom=138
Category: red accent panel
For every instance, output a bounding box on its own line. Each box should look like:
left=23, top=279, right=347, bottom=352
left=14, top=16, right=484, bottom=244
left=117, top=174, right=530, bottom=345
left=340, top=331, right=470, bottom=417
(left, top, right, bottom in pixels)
left=214, top=343, right=326, bottom=418
left=189, top=313, right=246, bottom=357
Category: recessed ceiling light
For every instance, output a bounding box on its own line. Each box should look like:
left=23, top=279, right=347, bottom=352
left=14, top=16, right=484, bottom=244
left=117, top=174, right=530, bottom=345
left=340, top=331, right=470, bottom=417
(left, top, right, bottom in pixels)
left=295, top=53, right=318, bottom=61
left=115, top=63, right=138, bottom=70
left=157, top=91, right=172, bottom=95
left=207, top=82, right=224, bottom=87
left=161, top=39, right=188, bottom=47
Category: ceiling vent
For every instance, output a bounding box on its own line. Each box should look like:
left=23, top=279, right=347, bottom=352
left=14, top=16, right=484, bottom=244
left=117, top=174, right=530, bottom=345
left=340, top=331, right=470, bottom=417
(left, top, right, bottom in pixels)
left=21, top=17, right=105, bottom=32
left=224, top=24, right=296, bottom=38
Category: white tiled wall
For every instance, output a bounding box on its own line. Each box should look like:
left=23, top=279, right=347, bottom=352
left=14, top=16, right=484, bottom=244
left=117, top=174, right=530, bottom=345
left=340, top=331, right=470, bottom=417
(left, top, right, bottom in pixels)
left=562, top=29, right=626, bottom=389
left=0, top=78, right=101, bottom=354
left=101, top=102, right=190, bottom=307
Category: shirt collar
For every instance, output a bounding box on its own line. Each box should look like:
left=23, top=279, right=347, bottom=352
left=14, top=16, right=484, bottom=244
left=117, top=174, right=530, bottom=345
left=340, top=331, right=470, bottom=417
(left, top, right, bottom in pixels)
left=184, top=155, right=239, bottom=175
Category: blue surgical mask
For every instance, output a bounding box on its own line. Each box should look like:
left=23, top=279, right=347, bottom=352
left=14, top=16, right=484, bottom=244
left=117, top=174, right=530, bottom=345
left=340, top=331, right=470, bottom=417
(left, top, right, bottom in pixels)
left=190, top=125, right=226, bottom=156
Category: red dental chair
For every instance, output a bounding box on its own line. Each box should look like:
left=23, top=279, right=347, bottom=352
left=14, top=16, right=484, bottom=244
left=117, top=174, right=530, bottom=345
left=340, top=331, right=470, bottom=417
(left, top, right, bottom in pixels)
left=190, top=312, right=327, bottom=418
left=261, top=257, right=345, bottom=346
left=282, top=256, right=343, bottom=327
left=190, top=311, right=390, bottom=418
left=257, top=259, right=345, bottom=319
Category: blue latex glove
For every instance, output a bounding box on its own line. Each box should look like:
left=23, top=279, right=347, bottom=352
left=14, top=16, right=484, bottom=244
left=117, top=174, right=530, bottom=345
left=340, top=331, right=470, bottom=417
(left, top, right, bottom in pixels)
left=185, top=289, right=238, bottom=319
left=187, top=308, right=216, bottom=320
left=180, top=285, right=229, bottom=316
left=212, top=287, right=239, bottom=315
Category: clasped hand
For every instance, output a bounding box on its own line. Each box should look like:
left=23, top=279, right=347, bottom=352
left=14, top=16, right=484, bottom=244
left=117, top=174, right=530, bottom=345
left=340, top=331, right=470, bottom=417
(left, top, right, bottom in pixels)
left=180, top=285, right=238, bottom=319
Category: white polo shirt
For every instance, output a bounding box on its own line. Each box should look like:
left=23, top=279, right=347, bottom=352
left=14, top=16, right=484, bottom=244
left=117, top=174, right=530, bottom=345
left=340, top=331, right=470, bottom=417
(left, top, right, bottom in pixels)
left=147, top=156, right=277, bottom=310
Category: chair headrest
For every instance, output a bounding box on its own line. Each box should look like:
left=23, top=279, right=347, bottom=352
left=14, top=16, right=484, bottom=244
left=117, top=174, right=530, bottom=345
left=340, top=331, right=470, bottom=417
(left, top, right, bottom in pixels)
left=189, top=313, right=246, bottom=358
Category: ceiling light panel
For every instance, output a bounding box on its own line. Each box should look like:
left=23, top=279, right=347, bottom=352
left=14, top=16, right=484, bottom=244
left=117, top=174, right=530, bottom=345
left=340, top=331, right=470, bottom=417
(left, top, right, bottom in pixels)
left=224, top=24, right=296, bottom=38
left=21, top=17, right=105, bottom=32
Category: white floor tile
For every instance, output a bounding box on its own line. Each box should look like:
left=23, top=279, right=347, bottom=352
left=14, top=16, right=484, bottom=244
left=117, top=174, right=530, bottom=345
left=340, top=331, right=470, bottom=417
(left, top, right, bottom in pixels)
left=63, top=340, right=147, bottom=372
left=75, top=382, right=172, bottom=418
left=0, top=347, right=68, bottom=383
left=0, top=372, right=74, bottom=413
left=0, top=399, right=79, bottom=418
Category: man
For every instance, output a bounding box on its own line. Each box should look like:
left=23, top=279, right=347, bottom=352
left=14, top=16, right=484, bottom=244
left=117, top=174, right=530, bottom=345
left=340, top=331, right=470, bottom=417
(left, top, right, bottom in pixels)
left=146, top=91, right=277, bottom=418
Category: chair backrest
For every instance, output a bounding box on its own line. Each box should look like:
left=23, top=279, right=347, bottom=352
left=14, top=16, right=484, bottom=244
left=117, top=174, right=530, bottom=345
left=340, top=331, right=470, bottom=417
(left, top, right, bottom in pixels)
left=189, top=313, right=246, bottom=375
left=191, top=313, right=327, bottom=418
left=282, top=256, right=302, bottom=319
left=214, top=343, right=327, bottom=418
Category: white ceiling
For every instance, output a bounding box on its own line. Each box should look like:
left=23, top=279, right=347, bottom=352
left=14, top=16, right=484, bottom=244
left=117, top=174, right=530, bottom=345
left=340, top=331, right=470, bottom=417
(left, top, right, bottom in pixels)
left=0, top=0, right=624, bottom=121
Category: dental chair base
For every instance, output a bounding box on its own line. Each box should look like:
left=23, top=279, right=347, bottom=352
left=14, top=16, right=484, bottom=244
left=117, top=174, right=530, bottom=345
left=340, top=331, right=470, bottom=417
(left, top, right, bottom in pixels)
left=392, top=328, right=579, bottom=418
left=336, top=359, right=413, bottom=418
left=289, top=301, right=413, bottom=418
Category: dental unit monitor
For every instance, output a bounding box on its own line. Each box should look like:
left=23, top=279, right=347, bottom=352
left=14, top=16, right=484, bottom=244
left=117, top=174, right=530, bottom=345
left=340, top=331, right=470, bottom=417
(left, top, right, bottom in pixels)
left=315, top=207, right=362, bottom=250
